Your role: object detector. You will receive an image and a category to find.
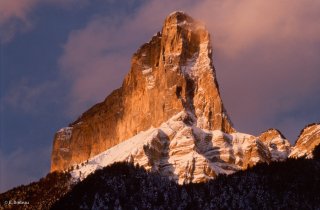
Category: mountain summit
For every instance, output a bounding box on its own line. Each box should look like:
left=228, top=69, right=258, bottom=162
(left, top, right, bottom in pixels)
left=51, top=11, right=234, bottom=172
left=51, top=12, right=320, bottom=184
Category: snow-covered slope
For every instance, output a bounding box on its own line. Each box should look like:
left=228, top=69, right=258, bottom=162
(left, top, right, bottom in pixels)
left=70, top=111, right=270, bottom=184
left=258, top=129, right=291, bottom=161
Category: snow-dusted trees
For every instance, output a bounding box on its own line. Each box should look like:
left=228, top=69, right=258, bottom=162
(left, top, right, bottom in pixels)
left=52, top=156, right=320, bottom=209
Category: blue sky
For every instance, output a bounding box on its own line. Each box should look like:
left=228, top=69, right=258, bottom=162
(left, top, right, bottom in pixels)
left=1, top=0, right=320, bottom=192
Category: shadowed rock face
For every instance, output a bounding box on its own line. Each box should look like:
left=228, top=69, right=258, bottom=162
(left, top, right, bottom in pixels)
left=51, top=12, right=234, bottom=172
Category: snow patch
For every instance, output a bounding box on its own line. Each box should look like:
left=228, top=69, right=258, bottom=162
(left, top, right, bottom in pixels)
left=181, top=41, right=212, bottom=79
left=141, top=66, right=156, bottom=89
left=57, top=127, right=73, bottom=141
left=142, top=68, right=152, bottom=75
left=181, top=53, right=198, bottom=78
left=146, top=75, right=156, bottom=89
left=59, top=148, right=69, bottom=152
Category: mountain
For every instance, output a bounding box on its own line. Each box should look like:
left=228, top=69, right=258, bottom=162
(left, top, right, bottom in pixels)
left=1, top=11, right=320, bottom=210
left=51, top=11, right=234, bottom=172
left=51, top=11, right=320, bottom=184
left=290, top=123, right=320, bottom=158
left=258, top=129, right=291, bottom=161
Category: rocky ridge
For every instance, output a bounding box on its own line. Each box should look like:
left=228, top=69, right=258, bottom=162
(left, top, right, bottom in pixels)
left=71, top=113, right=319, bottom=184
left=290, top=123, right=320, bottom=158
left=70, top=111, right=270, bottom=184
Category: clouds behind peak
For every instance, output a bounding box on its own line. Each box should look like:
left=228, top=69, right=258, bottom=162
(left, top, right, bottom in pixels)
left=58, top=0, right=320, bottom=141
left=191, top=0, right=320, bottom=139
left=192, top=0, right=320, bottom=57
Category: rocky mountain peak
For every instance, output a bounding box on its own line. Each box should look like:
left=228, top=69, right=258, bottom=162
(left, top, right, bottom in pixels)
left=51, top=12, right=234, bottom=172
left=165, top=11, right=192, bottom=24
left=49, top=11, right=320, bottom=185
left=259, top=128, right=286, bottom=140
left=4, top=12, right=320, bottom=209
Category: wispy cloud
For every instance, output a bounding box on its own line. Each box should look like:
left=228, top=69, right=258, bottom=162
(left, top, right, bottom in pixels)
left=1, top=79, right=58, bottom=113
left=59, top=17, right=133, bottom=115
left=192, top=0, right=320, bottom=57
left=0, top=0, right=85, bottom=43
left=190, top=0, right=320, bottom=139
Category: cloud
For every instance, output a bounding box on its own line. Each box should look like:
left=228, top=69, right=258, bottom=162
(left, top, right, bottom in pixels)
left=1, top=79, right=58, bottom=113
left=0, top=0, right=37, bottom=24
left=189, top=0, right=320, bottom=140
left=59, top=0, right=320, bottom=141
left=0, top=147, right=50, bottom=193
left=192, top=1, right=320, bottom=56
left=59, top=18, right=132, bottom=115
left=0, top=0, right=85, bottom=43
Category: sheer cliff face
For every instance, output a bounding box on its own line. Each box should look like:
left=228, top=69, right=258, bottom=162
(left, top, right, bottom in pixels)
left=51, top=12, right=234, bottom=172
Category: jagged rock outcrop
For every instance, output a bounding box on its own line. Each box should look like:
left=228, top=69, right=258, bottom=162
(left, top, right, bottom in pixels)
left=70, top=111, right=270, bottom=184
left=290, top=123, right=320, bottom=158
left=51, top=11, right=234, bottom=172
left=69, top=121, right=319, bottom=184
left=258, top=129, right=291, bottom=161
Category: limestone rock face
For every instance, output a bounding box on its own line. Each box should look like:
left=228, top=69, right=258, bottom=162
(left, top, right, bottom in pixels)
left=258, top=129, right=291, bottom=161
left=290, top=123, right=320, bottom=158
left=51, top=12, right=234, bottom=172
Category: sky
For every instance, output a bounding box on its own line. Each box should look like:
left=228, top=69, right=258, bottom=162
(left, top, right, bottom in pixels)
left=0, top=0, right=319, bottom=192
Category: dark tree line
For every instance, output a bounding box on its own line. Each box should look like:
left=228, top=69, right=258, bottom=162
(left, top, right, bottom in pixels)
left=53, top=144, right=320, bottom=210
left=0, top=172, right=71, bottom=210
